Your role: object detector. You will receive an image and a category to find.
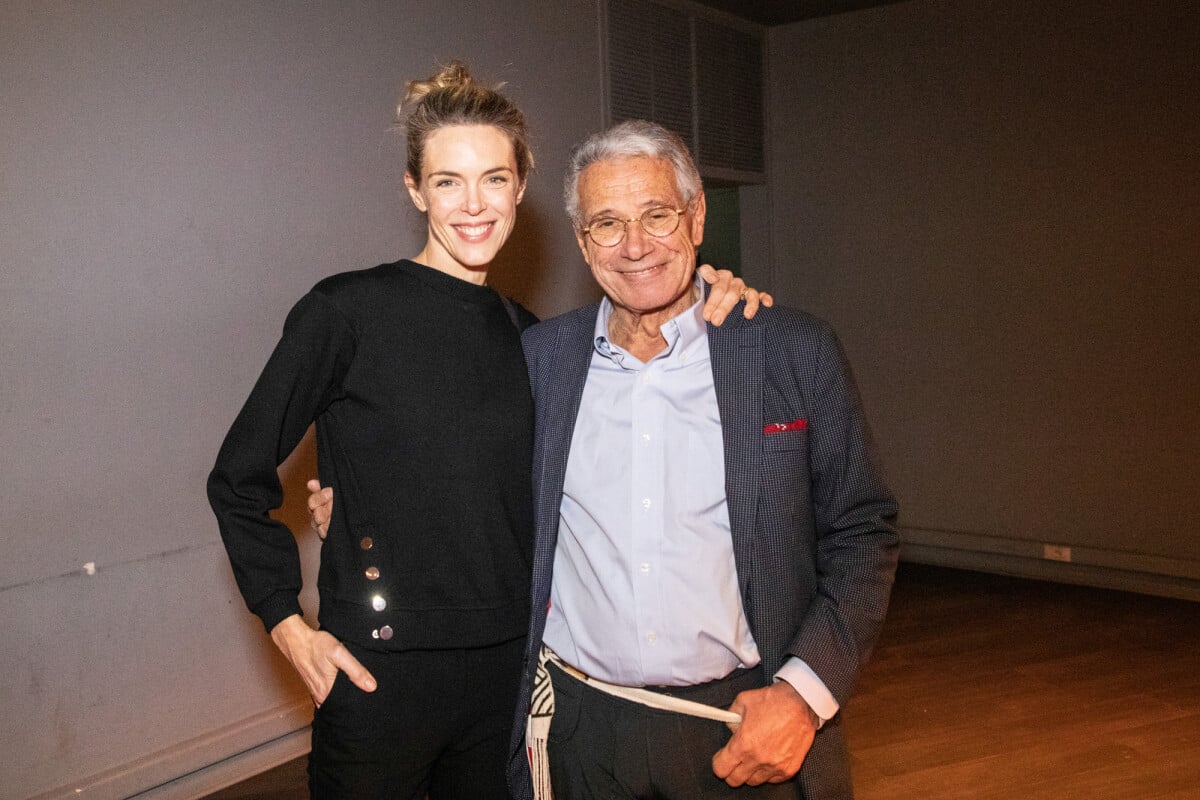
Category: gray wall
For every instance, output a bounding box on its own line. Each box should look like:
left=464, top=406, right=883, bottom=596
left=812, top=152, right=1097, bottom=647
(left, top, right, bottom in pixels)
left=4, top=0, right=1198, bottom=797
left=765, top=0, right=1199, bottom=594
left=1, top=2, right=600, bottom=797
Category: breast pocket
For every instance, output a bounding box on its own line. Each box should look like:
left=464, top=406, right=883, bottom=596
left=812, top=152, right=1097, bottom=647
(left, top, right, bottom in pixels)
left=762, top=428, right=808, bottom=453
left=760, top=426, right=811, bottom=525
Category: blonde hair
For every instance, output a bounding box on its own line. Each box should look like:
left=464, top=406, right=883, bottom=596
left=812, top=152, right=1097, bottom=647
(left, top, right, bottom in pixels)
left=399, top=61, right=534, bottom=186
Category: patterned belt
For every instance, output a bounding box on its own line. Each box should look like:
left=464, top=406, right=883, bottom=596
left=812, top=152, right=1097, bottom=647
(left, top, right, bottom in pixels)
left=525, top=646, right=743, bottom=800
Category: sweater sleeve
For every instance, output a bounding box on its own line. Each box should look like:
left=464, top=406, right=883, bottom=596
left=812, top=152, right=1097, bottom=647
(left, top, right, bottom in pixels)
left=207, top=291, right=355, bottom=633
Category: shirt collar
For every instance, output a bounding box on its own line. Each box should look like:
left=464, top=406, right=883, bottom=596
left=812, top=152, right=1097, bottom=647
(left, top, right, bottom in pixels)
left=593, top=274, right=707, bottom=369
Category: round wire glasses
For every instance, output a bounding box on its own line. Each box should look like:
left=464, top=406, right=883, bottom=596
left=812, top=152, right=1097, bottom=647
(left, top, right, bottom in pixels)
left=581, top=206, right=687, bottom=247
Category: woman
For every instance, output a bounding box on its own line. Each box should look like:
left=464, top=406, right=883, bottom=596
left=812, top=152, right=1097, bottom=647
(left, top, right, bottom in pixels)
left=208, top=61, right=767, bottom=800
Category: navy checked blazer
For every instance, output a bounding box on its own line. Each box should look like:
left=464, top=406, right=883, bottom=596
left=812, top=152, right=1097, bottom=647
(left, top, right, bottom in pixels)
left=507, top=299, right=900, bottom=800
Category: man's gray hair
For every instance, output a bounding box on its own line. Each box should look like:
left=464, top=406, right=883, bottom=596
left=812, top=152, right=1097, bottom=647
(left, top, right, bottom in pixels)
left=563, top=120, right=703, bottom=227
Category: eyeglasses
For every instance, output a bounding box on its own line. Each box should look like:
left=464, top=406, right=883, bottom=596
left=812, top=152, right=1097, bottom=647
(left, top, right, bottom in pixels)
left=581, top=206, right=686, bottom=247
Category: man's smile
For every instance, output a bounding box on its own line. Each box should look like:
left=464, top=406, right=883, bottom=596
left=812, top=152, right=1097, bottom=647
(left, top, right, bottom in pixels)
left=614, top=262, right=664, bottom=278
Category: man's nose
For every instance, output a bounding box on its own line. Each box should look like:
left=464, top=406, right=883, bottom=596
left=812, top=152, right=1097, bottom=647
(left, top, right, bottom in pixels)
left=621, top=219, right=651, bottom=259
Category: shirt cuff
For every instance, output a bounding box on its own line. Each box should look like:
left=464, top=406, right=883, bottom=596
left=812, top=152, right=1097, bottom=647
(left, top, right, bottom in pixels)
left=774, top=657, right=840, bottom=728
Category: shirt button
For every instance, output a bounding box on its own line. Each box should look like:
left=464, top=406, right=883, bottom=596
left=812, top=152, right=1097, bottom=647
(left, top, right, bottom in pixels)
left=641, top=433, right=651, bottom=445
left=646, top=632, right=657, bottom=643
left=365, top=566, right=380, bottom=580
left=371, top=594, right=387, bottom=612
left=641, top=498, right=651, bottom=510
left=360, top=537, right=374, bottom=550
left=378, top=625, right=393, bottom=641
left=640, top=563, right=650, bottom=573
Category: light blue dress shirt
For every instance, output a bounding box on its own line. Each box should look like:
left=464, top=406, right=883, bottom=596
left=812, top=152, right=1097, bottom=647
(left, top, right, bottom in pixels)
left=542, top=285, right=838, bottom=721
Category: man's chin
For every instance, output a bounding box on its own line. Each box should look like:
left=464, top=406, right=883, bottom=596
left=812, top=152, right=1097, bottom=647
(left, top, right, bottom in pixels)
left=610, top=288, right=696, bottom=321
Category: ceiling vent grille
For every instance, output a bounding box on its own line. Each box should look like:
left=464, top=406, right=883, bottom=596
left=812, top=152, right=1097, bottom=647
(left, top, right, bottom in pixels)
left=607, top=0, right=693, bottom=146
left=605, top=0, right=765, bottom=181
left=695, top=19, right=764, bottom=175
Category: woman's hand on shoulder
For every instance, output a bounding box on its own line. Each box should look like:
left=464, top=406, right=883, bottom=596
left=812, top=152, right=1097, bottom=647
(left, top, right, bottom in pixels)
left=697, top=264, right=773, bottom=325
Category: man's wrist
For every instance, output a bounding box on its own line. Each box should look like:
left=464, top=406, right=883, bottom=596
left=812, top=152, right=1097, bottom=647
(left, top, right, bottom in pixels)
left=774, top=657, right=839, bottom=728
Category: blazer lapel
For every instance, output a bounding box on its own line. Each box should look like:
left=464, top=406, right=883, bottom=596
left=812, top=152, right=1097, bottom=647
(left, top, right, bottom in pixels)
left=535, top=308, right=597, bottom=542
left=708, top=318, right=763, bottom=599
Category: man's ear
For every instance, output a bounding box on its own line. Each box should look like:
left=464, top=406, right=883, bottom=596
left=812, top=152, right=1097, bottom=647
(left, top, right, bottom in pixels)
left=404, top=172, right=427, bottom=213
left=689, top=190, right=707, bottom=247
left=574, top=228, right=591, bottom=262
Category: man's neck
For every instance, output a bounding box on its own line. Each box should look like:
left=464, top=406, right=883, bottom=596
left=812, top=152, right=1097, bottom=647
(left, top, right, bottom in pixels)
left=606, top=286, right=699, bottom=362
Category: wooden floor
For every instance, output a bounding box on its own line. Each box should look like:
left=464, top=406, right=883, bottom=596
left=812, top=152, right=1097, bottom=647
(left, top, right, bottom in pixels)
left=846, top=564, right=1200, bottom=799
left=203, top=564, right=1200, bottom=799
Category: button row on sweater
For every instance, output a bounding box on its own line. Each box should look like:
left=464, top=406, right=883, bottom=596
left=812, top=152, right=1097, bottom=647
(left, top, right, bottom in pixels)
left=366, top=542, right=386, bottom=639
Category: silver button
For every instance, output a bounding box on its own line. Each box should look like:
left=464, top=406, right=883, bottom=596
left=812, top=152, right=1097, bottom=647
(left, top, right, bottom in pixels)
left=365, top=566, right=380, bottom=580
left=378, top=625, right=393, bottom=641
left=371, top=594, right=387, bottom=612
left=360, top=536, right=374, bottom=550
left=371, top=628, right=380, bottom=639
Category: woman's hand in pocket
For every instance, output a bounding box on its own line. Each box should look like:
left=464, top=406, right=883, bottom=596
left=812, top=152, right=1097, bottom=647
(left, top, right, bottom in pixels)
left=270, top=614, right=377, bottom=705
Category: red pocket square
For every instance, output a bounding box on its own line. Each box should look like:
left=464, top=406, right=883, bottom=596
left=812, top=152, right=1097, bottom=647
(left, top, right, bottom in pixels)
left=764, top=419, right=807, bottom=434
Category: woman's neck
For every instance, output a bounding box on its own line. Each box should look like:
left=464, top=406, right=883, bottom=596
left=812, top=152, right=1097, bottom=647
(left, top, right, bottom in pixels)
left=410, top=246, right=490, bottom=285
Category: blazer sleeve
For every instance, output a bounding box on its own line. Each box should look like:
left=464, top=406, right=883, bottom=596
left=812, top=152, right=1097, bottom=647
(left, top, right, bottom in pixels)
left=788, top=325, right=899, bottom=704
left=206, top=291, right=355, bottom=632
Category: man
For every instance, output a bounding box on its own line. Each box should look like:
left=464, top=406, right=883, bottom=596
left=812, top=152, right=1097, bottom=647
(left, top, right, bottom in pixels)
left=506, top=120, right=898, bottom=800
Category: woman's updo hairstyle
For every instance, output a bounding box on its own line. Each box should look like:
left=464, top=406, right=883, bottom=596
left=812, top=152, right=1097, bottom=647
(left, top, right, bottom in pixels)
left=399, top=61, right=534, bottom=186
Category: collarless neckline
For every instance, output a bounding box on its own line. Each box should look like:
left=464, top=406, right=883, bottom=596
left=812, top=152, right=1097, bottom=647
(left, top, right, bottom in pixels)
left=397, top=259, right=499, bottom=305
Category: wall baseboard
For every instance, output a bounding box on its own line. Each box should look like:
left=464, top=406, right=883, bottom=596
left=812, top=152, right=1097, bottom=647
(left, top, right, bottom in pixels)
left=900, top=526, right=1200, bottom=602
left=29, top=701, right=311, bottom=800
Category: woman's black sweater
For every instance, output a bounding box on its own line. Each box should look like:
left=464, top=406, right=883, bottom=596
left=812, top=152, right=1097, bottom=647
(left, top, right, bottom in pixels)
left=208, top=259, right=536, bottom=651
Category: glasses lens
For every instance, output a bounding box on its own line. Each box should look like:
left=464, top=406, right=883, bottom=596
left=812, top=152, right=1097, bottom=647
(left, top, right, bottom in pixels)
left=642, top=207, right=680, bottom=236
left=589, top=218, right=624, bottom=246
